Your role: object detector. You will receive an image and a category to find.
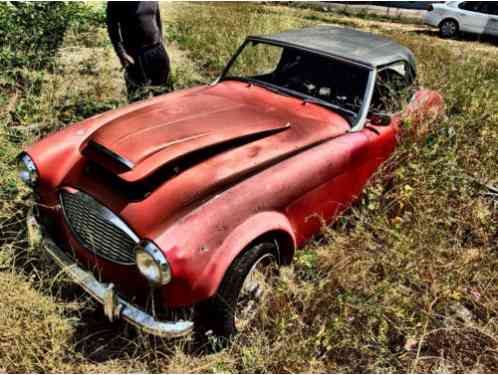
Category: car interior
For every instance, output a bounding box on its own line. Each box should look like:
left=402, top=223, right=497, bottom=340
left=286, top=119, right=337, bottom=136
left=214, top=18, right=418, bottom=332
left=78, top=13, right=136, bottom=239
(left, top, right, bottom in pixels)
left=224, top=42, right=415, bottom=122
left=256, top=48, right=370, bottom=115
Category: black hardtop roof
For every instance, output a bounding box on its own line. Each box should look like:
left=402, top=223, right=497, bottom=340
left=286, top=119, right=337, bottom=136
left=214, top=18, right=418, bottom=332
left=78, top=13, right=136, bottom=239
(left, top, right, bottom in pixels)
left=250, top=25, right=416, bottom=70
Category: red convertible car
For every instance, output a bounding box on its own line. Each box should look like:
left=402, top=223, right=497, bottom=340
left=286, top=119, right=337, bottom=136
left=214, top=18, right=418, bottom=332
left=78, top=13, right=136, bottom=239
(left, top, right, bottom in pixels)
left=20, top=26, right=443, bottom=341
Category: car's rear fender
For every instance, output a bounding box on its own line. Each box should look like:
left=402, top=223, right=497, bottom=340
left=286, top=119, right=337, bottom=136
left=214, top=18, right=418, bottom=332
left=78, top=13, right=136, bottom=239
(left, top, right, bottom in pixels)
left=403, top=89, right=445, bottom=140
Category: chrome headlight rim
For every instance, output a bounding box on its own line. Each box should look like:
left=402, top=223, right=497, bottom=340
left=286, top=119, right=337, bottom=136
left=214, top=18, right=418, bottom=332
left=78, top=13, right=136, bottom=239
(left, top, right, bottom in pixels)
left=135, top=241, right=172, bottom=286
left=18, top=152, right=39, bottom=187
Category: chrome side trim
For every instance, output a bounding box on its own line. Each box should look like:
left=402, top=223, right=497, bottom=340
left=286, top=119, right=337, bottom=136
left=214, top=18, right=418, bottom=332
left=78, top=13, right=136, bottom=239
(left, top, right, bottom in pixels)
left=34, top=217, right=193, bottom=337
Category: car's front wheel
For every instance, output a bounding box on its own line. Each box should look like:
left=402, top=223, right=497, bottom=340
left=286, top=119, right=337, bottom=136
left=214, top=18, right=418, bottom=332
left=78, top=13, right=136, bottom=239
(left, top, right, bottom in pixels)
left=193, top=241, right=278, bottom=351
left=439, top=19, right=459, bottom=38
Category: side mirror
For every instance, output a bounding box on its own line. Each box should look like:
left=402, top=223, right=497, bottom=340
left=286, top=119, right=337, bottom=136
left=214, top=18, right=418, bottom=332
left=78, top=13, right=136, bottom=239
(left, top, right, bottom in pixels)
left=369, top=112, right=391, bottom=126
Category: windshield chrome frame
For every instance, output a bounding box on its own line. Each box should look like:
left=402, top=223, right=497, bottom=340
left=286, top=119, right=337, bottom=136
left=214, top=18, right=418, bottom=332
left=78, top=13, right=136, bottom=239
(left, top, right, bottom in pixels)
left=350, top=69, right=376, bottom=132
left=214, top=37, right=377, bottom=132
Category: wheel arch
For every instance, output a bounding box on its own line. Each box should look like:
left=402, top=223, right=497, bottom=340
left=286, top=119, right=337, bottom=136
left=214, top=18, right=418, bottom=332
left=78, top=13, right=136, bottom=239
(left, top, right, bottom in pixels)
left=438, top=17, right=459, bottom=29
left=245, top=229, right=296, bottom=266
left=191, top=211, right=296, bottom=301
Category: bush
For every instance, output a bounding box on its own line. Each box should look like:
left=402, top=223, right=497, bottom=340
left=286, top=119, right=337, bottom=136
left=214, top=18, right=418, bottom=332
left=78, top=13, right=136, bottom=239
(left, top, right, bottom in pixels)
left=0, top=2, right=104, bottom=71
left=0, top=2, right=496, bottom=372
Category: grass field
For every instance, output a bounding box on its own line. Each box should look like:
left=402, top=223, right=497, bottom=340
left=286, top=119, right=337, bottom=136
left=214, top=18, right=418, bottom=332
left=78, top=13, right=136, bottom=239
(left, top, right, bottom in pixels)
left=0, top=2, right=497, bottom=373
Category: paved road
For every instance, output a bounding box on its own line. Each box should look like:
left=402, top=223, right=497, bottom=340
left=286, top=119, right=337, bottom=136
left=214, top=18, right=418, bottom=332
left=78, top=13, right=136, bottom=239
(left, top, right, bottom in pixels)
left=292, top=1, right=427, bottom=22
left=329, top=1, right=437, bottom=11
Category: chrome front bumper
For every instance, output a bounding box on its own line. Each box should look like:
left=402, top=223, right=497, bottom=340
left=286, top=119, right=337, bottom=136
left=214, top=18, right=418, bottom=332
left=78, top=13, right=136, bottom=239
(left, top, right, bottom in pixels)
left=29, top=212, right=193, bottom=338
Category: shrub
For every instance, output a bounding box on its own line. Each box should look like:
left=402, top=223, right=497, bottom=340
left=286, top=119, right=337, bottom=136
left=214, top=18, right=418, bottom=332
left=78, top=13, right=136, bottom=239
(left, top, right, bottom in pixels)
left=0, top=2, right=104, bottom=71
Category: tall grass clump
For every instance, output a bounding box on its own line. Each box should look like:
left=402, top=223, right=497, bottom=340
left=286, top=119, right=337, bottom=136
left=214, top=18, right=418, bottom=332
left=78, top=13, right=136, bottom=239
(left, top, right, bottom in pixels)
left=166, top=3, right=311, bottom=79
left=167, top=4, right=498, bottom=372
left=0, top=3, right=122, bottom=371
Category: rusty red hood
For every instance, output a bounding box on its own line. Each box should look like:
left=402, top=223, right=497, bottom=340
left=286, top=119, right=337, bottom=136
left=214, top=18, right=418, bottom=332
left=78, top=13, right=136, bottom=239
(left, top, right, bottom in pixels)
left=81, top=81, right=350, bottom=184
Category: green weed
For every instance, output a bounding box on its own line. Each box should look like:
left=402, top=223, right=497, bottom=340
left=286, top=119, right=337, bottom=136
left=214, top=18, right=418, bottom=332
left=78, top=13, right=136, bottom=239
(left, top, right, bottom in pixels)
left=0, top=2, right=497, bottom=373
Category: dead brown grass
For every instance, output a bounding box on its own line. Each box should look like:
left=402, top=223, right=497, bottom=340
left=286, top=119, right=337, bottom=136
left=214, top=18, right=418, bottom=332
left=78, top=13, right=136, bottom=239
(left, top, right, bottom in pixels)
left=0, top=2, right=497, bottom=373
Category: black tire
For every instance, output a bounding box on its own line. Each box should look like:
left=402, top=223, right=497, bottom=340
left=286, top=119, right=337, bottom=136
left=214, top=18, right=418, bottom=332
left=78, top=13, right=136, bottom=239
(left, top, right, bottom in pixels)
left=192, top=241, right=277, bottom=351
left=439, top=19, right=459, bottom=38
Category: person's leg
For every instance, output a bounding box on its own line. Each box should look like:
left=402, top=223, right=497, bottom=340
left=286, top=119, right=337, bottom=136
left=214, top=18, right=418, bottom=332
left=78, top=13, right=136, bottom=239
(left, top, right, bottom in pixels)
left=141, top=43, right=171, bottom=93
left=125, top=64, right=141, bottom=102
left=124, top=60, right=150, bottom=102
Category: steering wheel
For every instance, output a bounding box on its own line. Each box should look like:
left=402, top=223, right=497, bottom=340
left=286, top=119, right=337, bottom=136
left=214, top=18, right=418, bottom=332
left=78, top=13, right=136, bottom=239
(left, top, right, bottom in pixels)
left=285, top=76, right=317, bottom=95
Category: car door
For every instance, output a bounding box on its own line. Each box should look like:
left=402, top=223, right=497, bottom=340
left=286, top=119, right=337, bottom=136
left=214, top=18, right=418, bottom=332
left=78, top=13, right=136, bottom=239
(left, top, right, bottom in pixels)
left=285, top=64, right=412, bottom=245
left=284, top=131, right=374, bottom=245
left=482, top=2, right=498, bottom=36
left=457, top=2, right=491, bottom=34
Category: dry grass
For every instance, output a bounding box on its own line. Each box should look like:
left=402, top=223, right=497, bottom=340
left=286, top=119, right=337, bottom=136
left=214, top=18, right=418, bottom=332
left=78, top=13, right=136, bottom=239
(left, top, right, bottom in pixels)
left=0, top=2, right=497, bottom=373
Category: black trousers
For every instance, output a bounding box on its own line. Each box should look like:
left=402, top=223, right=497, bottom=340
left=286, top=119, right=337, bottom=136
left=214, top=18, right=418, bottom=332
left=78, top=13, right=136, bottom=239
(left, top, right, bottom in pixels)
left=125, top=43, right=170, bottom=101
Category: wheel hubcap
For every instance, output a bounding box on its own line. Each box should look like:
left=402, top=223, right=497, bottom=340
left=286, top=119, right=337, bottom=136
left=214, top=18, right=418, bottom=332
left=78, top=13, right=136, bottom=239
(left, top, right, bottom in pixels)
left=442, top=22, right=456, bottom=36
left=235, top=253, right=276, bottom=330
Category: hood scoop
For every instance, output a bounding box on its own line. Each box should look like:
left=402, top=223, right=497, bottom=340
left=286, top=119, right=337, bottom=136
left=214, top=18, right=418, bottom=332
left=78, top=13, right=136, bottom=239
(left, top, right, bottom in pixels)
left=84, top=141, right=135, bottom=173
left=84, top=124, right=291, bottom=201
left=83, top=133, right=212, bottom=174
left=82, top=94, right=296, bottom=181
left=84, top=121, right=291, bottom=179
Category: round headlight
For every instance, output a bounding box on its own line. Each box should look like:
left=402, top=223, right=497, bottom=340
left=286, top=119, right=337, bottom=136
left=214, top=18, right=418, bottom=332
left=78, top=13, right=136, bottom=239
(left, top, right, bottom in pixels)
left=18, top=153, right=39, bottom=187
left=135, top=241, right=171, bottom=286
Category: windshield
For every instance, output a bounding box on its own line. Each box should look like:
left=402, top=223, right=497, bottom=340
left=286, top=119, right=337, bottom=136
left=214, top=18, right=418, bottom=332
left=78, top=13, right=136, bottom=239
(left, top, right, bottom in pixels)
left=221, top=40, right=370, bottom=122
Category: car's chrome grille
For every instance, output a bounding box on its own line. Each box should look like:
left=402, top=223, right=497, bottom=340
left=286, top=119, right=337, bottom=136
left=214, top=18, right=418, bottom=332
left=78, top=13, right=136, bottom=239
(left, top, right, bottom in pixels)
left=60, top=190, right=138, bottom=265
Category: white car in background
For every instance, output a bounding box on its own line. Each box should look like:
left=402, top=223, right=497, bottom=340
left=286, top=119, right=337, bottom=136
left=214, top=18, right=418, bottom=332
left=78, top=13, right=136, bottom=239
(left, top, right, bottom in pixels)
left=424, top=1, right=498, bottom=38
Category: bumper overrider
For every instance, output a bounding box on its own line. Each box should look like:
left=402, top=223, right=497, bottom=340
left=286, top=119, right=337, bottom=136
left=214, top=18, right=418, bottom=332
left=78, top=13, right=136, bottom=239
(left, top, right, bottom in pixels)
left=28, top=211, right=193, bottom=338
